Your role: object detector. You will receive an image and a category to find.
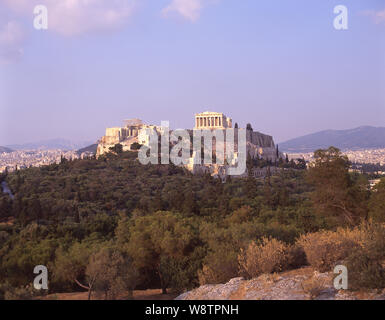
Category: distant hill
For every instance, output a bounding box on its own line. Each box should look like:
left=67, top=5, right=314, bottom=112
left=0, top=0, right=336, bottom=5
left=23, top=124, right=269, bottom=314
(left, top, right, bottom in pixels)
left=76, top=144, right=98, bottom=156
left=280, top=126, right=385, bottom=153
left=0, top=146, right=13, bottom=153
left=6, top=139, right=95, bottom=151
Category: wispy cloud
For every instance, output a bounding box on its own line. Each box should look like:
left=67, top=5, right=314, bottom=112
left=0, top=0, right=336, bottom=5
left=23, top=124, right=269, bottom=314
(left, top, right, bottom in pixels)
left=162, top=0, right=216, bottom=22
left=0, top=0, right=138, bottom=36
left=0, top=20, right=24, bottom=63
left=362, top=9, right=385, bottom=25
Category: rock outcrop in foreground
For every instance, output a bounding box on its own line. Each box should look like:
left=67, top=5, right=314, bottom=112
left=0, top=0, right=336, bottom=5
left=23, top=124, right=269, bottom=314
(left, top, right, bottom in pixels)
left=176, top=267, right=385, bottom=300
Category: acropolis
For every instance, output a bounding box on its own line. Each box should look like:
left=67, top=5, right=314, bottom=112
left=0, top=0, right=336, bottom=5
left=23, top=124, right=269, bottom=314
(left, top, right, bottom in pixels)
left=96, top=111, right=282, bottom=176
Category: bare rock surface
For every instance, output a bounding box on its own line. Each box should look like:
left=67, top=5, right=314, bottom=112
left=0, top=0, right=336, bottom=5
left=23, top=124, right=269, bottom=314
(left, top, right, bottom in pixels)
left=176, top=267, right=385, bottom=300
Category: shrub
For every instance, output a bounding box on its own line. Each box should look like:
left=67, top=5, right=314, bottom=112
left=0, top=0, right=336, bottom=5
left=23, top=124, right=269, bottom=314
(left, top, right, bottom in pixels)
left=346, top=248, right=385, bottom=290
left=346, top=222, right=385, bottom=290
left=286, top=244, right=307, bottom=270
left=296, top=222, right=385, bottom=289
left=297, top=229, right=359, bottom=272
left=0, top=283, right=40, bottom=300
left=238, top=237, right=288, bottom=279
left=198, top=247, right=238, bottom=285
left=198, top=265, right=218, bottom=285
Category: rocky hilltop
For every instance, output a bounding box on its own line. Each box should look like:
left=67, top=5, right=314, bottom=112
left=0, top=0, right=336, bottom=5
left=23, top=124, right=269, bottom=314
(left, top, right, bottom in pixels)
left=96, top=113, right=284, bottom=178
left=176, top=267, right=385, bottom=300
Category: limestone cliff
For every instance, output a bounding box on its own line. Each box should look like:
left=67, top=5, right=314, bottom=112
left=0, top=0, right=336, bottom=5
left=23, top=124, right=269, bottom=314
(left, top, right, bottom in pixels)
left=96, top=136, right=139, bottom=156
left=96, top=120, right=145, bottom=156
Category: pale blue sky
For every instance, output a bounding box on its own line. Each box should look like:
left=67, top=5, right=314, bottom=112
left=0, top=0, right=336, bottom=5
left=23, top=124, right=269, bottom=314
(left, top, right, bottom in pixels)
left=0, top=0, right=384, bottom=145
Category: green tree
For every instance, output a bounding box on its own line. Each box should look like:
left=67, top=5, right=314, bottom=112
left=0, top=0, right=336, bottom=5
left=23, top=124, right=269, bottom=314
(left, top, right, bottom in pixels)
left=130, top=142, right=142, bottom=150
left=182, top=188, right=197, bottom=216
left=126, top=211, right=196, bottom=294
left=226, top=206, right=253, bottom=224
left=307, top=147, right=368, bottom=226
left=88, top=247, right=138, bottom=300
left=53, top=242, right=99, bottom=300
left=109, top=143, right=123, bottom=154
left=263, top=166, right=273, bottom=207
left=246, top=153, right=257, bottom=198
left=368, top=179, right=385, bottom=222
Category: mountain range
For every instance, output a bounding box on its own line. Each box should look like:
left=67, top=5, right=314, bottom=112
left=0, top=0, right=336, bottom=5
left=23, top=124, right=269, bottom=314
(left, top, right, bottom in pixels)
left=279, top=126, right=385, bottom=153
left=0, top=146, right=13, bottom=153
left=3, top=126, right=385, bottom=154
left=5, top=139, right=95, bottom=151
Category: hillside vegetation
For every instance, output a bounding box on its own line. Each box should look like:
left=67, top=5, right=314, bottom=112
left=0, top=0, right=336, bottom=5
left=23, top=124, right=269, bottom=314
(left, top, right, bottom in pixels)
left=0, top=147, right=384, bottom=299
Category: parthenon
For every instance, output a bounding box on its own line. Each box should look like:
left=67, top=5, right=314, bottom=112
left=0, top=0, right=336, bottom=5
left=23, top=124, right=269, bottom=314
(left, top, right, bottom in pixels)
left=194, top=111, right=232, bottom=129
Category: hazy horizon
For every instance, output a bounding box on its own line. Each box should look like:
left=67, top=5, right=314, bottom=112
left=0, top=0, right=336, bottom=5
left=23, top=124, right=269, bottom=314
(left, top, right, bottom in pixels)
left=3, top=124, right=385, bottom=148
left=1, top=0, right=385, bottom=146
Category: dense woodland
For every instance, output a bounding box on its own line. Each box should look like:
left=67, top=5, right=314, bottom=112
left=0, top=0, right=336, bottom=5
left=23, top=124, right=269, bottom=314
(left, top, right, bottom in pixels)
left=0, top=147, right=384, bottom=299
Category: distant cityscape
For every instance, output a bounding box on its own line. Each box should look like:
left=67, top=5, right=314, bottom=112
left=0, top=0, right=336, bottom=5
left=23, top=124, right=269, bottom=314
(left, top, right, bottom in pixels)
left=0, top=149, right=93, bottom=173
left=287, top=148, right=385, bottom=165
left=1, top=123, right=385, bottom=175
left=1, top=146, right=385, bottom=175
left=287, top=148, right=385, bottom=176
